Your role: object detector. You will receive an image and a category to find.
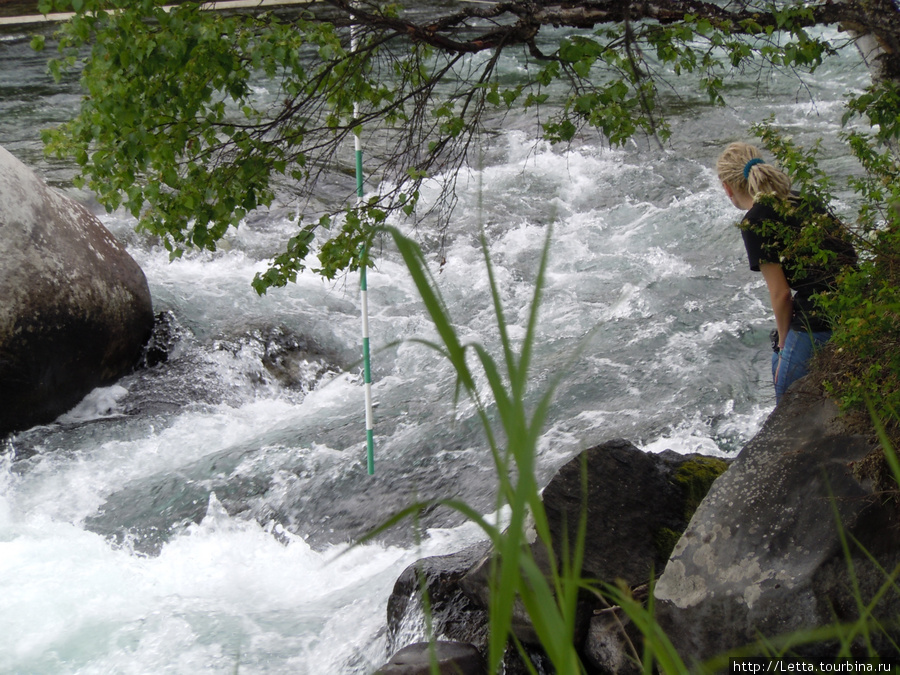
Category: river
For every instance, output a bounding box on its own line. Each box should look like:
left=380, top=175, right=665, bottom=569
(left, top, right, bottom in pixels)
left=0, top=12, right=871, bottom=674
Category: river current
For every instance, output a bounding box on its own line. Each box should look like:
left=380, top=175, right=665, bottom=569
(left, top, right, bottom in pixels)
left=0, top=13, right=871, bottom=675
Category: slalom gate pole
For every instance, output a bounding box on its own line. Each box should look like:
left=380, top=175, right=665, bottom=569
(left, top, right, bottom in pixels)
left=360, top=243, right=374, bottom=476
left=352, top=17, right=375, bottom=475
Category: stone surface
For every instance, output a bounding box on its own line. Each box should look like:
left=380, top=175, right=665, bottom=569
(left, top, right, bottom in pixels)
left=454, top=439, right=698, bottom=648
left=534, top=439, right=725, bottom=587
left=654, top=379, right=900, bottom=661
left=385, top=541, right=554, bottom=674
left=387, top=542, right=491, bottom=655
left=374, top=641, right=486, bottom=675
left=0, top=145, right=153, bottom=435
left=584, top=606, right=642, bottom=675
left=385, top=439, right=728, bottom=669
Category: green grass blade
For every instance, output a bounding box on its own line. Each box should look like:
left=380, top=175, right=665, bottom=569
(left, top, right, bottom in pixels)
left=386, top=226, right=476, bottom=393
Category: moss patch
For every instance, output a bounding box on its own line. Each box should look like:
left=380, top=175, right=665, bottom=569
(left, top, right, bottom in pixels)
left=655, top=527, right=684, bottom=561
left=654, top=457, right=730, bottom=560
left=673, top=457, right=729, bottom=520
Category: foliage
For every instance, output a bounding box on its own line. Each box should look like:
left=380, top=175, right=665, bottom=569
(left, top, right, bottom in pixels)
left=827, top=87, right=900, bottom=445
left=35, top=0, right=386, bottom=282
left=33, top=0, right=851, bottom=291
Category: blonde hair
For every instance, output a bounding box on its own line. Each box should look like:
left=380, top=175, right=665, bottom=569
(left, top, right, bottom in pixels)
left=717, top=142, right=792, bottom=200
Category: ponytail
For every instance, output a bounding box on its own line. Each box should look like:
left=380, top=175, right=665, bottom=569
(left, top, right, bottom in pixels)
left=717, top=142, right=791, bottom=200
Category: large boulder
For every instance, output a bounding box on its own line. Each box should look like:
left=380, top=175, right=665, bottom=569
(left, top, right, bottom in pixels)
left=533, top=440, right=728, bottom=587
left=0, top=146, right=154, bottom=435
left=654, top=379, right=900, bottom=662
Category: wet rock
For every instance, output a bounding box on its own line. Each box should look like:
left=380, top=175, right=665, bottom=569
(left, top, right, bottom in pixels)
left=0, top=145, right=153, bottom=436
left=654, top=379, right=898, bottom=661
left=140, top=310, right=184, bottom=369
left=374, top=641, right=486, bottom=675
left=453, top=440, right=728, bottom=649
left=258, top=325, right=341, bottom=391
left=123, top=318, right=343, bottom=418
left=584, top=605, right=642, bottom=675
left=534, top=439, right=728, bottom=587
left=387, top=542, right=491, bottom=655
left=384, top=440, right=728, bottom=669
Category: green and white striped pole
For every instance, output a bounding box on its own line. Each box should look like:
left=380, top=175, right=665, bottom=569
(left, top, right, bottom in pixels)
left=360, top=241, right=374, bottom=476
left=352, top=19, right=375, bottom=475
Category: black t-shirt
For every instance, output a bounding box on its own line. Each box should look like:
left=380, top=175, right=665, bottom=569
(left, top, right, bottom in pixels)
left=741, top=195, right=856, bottom=332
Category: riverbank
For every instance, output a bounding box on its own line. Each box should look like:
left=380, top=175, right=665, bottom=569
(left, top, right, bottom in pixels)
left=0, top=0, right=315, bottom=25
left=0, top=1, right=38, bottom=19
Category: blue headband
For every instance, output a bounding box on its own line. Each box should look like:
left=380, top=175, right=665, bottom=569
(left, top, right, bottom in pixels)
left=743, top=158, right=765, bottom=180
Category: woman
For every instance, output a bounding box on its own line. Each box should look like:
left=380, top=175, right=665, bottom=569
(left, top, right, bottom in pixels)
left=717, top=142, right=855, bottom=403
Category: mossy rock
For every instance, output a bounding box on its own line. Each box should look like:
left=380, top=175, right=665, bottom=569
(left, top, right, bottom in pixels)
left=673, top=457, right=730, bottom=520
left=655, top=527, right=684, bottom=561
left=654, top=456, right=729, bottom=560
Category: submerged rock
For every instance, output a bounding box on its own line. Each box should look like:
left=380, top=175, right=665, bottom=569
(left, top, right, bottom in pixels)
left=654, top=379, right=898, bottom=661
left=0, top=145, right=153, bottom=436
left=387, top=542, right=491, bottom=656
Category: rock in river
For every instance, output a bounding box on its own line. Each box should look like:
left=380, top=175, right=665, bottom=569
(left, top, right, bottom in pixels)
left=0, top=145, right=153, bottom=436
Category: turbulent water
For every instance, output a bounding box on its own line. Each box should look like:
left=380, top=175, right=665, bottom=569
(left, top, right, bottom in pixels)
left=0, top=14, right=871, bottom=675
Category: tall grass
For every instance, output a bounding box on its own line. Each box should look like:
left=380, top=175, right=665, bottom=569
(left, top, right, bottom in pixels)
left=371, top=224, right=592, bottom=672
left=372, top=225, right=694, bottom=672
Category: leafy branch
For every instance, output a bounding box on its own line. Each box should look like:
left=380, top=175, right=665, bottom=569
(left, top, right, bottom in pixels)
left=34, top=0, right=865, bottom=290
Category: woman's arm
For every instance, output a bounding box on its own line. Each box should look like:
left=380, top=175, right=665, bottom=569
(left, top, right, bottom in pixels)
left=760, top=262, right=792, bottom=349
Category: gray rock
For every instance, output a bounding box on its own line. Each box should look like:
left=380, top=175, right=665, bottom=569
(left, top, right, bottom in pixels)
left=584, top=606, right=642, bottom=675
left=386, top=439, right=727, bottom=669
left=374, top=641, right=486, bottom=675
left=0, top=145, right=153, bottom=435
left=457, top=551, right=545, bottom=646
left=654, top=379, right=898, bottom=661
left=384, top=543, right=552, bottom=674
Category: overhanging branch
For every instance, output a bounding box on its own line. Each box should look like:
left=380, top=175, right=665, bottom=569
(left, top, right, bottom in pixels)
left=318, top=0, right=886, bottom=56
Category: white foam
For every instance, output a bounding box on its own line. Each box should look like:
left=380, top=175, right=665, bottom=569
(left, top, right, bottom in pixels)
left=57, top=385, right=130, bottom=423
left=0, top=486, right=489, bottom=674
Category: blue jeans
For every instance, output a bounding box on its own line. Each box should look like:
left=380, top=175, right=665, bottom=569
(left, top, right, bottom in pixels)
left=772, top=328, right=831, bottom=403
